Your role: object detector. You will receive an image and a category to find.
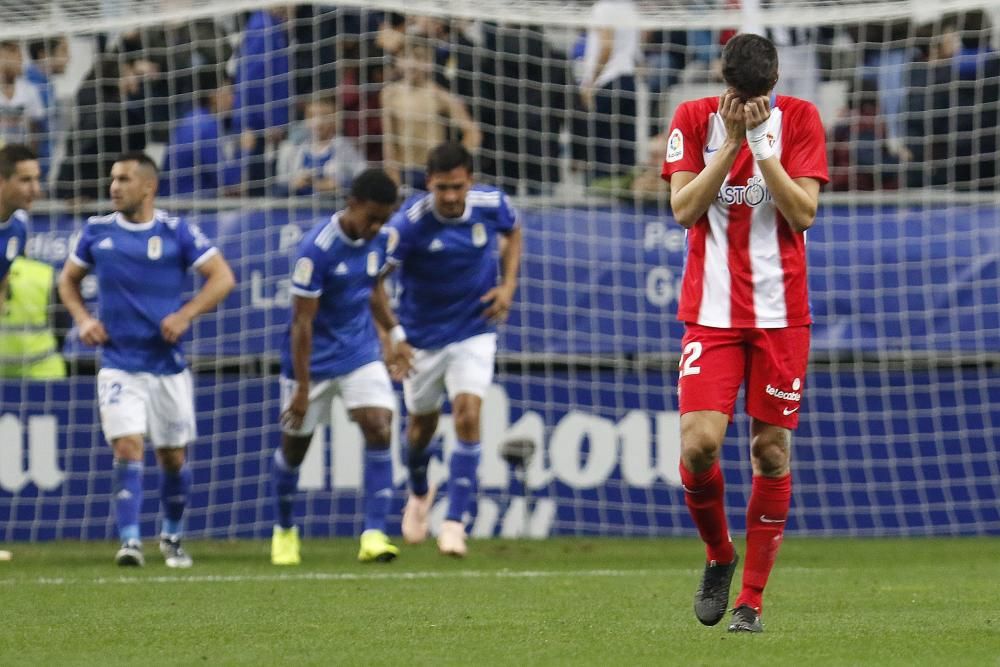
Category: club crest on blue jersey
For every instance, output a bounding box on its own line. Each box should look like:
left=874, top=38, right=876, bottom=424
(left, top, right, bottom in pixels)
left=6, top=236, right=18, bottom=260
left=472, top=223, right=487, bottom=248
left=367, top=251, right=379, bottom=276
left=147, top=236, right=162, bottom=260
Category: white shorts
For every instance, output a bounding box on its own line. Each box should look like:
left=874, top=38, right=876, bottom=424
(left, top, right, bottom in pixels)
left=403, top=333, right=497, bottom=415
left=280, top=361, right=395, bottom=437
left=97, top=368, right=197, bottom=448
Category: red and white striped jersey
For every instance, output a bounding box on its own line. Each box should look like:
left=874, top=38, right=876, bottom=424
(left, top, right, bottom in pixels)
left=661, top=95, right=829, bottom=329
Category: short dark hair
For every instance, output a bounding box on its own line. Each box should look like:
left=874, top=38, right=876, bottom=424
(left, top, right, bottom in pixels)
left=426, top=142, right=474, bottom=176
left=194, top=67, right=230, bottom=107
left=350, top=168, right=399, bottom=205
left=0, top=144, right=38, bottom=179
left=114, top=151, right=159, bottom=175
left=28, top=39, right=58, bottom=62
left=721, top=33, right=779, bottom=98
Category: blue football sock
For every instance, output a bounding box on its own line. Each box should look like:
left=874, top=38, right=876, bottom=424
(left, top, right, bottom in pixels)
left=407, top=442, right=432, bottom=497
left=271, top=449, right=300, bottom=530
left=113, top=460, right=143, bottom=543
left=271, top=447, right=299, bottom=529
left=363, top=448, right=394, bottom=533
left=445, top=440, right=481, bottom=523
left=159, top=465, right=191, bottom=538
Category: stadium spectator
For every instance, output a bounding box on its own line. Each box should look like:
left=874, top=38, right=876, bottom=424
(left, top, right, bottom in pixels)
left=380, top=142, right=522, bottom=558
left=270, top=169, right=402, bottom=566
left=376, top=12, right=407, bottom=56
left=662, top=33, right=828, bottom=633
left=0, top=41, right=45, bottom=153
left=24, top=38, right=69, bottom=177
left=904, top=11, right=999, bottom=190
left=58, top=152, right=235, bottom=569
left=331, top=42, right=387, bottom=163
left=232, top=8, right=294, bottom=194
left=381, top=39, right=481, bottom=191
left=828, top=79, right=901, bottom=191
left=55, top=54, right=142, bottom=203
left=159, top=69, right=245, bottom=198
left=484, top=22, right=572, bottom=194
left=275, top=97, right=366, bottom=197
left=629, top=131, right=671, bottom=201
left=576, top=0, right=640, bottom=182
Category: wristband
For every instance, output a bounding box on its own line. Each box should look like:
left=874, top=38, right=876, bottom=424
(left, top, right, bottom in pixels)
left=389, top=325, right=407, bottom=345
left=746, top=119, right=774, bottom=161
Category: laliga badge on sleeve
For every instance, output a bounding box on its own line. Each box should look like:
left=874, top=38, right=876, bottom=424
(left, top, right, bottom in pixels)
left=665, top=128, right=684, bottom=163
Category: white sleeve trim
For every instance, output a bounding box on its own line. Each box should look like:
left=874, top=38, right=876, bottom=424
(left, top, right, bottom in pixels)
left=290, top=285, right=322, bottom=298
left=192, top=246, right=220, bottom=269
left=68, top=253, right=91, bottom=269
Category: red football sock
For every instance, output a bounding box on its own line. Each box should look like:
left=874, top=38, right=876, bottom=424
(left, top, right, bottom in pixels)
left=736, top=473, right=792, bottom=612
left=679, top=461, right=735, bottom=564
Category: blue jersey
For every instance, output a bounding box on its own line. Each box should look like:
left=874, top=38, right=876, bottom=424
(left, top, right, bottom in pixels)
left=70, top=210, right=217, bottom=374
left=387, top=186, right=518, bottom=350
left=0, top=210, right=28, bottom=281
left=281, top=212, right=390, bottom=381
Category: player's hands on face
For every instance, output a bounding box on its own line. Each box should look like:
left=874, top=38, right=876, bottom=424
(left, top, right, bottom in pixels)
left=481, top=284, right=515, bottom=324
left=78, top=316, right=109, bottom=346
left=160, top=311, right=192, bottom=344
left=386, top=340, right=415, bottom=382
left=719, top=90, right=746, bottom=144
left=743, top=96, right=771, bottom=131
left=281, top=386, right=309, bottom=431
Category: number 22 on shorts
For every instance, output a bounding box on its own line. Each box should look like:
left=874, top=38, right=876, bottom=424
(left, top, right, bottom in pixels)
left=679, top=341, right=702, bottom=378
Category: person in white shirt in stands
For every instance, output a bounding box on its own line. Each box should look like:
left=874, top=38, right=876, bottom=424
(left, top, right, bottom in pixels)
left=577, top=0, right=640, bottom=182
left=0, top=41, right=45, bottom=153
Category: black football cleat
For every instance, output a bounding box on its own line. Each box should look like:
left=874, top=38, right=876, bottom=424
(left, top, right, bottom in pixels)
left=727, top=604, right=764, bottom=633
left=693, top=554, right=739, bottom=626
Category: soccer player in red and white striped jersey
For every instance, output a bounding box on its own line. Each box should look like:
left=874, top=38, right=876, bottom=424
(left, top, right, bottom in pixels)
left=661, top=33, right=829, bottom=633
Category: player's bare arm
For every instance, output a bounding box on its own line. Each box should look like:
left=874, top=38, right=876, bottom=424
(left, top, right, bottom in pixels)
left=371, top=270, right=414, bottom=381
left=161, top=253, right=236, bottom=344
left=282, top=295, right=319, bottom=431
left=743, top=96, right=821, bottom=232
left=669, top=91, right=746, bottom=229
left=58, top=260, right=109, bottom=346
left=481, top=225, right=522, bottom=323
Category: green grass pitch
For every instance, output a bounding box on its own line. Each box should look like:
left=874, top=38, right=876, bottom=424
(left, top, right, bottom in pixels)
left=1, top=537, right=997, bottom=665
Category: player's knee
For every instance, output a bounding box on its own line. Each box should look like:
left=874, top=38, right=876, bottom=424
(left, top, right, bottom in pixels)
left=112, top=436, right=143, bottom=462
left=282, top=435, right=312, bottom=467
left=407, top=413, right=439, bottom=448
left=359, top=415, right=392, bottom=449
left=452, top=408, right=481, bottom=441
left=156, top=447, right=186, bottom=472
left=680, top=422, right=722, bottom=470
left=751, top=432, right=790, bottom=476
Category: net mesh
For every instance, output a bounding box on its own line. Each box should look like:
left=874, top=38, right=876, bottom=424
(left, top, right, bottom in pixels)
left=1, top=0, right=999, bottom=541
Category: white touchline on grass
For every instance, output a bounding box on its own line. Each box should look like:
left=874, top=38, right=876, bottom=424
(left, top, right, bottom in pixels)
left=1, top=565, right=841, bottom=587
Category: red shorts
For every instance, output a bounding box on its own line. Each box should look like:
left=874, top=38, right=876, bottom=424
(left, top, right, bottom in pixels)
left=678, top=323, right=810, bottom=429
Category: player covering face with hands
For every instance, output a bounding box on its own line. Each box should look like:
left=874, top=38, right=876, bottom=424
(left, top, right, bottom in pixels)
left=662, top=33, right=829, bottom=633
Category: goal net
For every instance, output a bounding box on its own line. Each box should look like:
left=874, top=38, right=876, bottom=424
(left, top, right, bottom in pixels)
left=2, top=0, right=998, bottom=541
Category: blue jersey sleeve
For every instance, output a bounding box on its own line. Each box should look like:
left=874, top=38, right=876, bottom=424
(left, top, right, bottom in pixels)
left=496, top=193, right=519, bottom=234
left=177, top=219, right=218, bottom=270
left=70, top=222, right=95, bottom=268
left=290, top=233, right=331, bottom=298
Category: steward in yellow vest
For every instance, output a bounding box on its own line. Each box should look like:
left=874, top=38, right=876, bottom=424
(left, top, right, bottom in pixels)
left=0, top=256, right=66, bottom=378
